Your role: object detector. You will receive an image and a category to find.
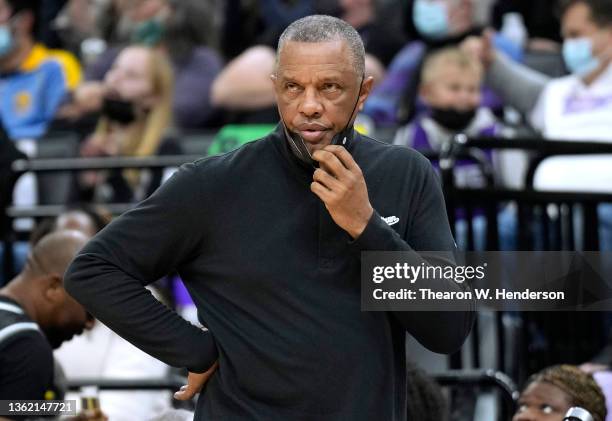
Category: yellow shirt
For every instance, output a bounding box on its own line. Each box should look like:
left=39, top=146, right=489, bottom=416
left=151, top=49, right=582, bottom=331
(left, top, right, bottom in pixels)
left=20, top=43, right=82, bottom=90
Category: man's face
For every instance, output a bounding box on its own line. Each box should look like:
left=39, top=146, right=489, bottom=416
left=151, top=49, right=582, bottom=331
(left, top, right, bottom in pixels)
left=42, top=289, right=93, bottom=349
left=272, top=40, right=372, bottom=152
left=512, top=381, right=572, bottom=421
left=562, top=2, right=612, bottom=58
left=421, top=64, right=482, bottom=111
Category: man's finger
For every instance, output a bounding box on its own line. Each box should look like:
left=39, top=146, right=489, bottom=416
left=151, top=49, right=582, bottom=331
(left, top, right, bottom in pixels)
left=311, top=181, right=333, bottom=203
left=313, top=168, right=343, bottom=192
left=312, top=149, right=349, bottom=180
left=323, top=145, right=359, bottom=172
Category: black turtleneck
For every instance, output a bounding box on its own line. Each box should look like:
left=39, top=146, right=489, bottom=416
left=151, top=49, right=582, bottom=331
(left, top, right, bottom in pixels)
left=65, top=125, right=473, bottom=420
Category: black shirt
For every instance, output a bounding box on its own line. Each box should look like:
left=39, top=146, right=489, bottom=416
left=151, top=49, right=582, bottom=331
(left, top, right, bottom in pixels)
left=0, top=296, right=54, bottom=401
left=65, top=125, right=473, bottom=420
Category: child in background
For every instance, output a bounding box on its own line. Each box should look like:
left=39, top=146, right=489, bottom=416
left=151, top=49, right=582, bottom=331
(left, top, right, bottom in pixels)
left=394, top=47, right=502, bottom=187
left=395, top=47, right=518, bottom=250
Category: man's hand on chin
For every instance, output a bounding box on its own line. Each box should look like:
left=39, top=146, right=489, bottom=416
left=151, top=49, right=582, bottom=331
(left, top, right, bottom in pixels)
left=311, top=145, right=374, bottom=239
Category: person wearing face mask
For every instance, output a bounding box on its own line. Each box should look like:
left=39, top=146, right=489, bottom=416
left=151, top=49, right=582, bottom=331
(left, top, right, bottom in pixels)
left=0, top=0, right=82, bottom=140
left=513, top=365, right=606, bottom=421
left=463, top=0, right=612, bottom=249
left=64, top=15, right=474, bottom=421
left=75, top=45, right=181, bottom=203
left=394, top=47, right=515, bottom=250
left=75, top=0, right=223, bottom=130
left=394, top=47, right=500, bottom=186
left=363, top=0, right=521, bottom=127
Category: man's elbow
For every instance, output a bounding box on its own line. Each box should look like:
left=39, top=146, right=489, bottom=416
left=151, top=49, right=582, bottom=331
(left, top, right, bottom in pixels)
left=63, top=253, right=92, bottom=303
left=395, top=310, right=475, bottom=355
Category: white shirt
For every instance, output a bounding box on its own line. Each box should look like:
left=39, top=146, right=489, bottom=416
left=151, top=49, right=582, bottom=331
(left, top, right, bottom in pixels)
left=530, top=63, right=612, bottom=192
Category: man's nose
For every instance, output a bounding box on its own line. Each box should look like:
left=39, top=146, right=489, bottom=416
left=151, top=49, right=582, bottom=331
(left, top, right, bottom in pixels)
left=299, top=88, right=323, bottom=118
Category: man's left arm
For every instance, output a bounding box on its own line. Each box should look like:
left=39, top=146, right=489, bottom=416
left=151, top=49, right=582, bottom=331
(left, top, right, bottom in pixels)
left=311, top=146, right=474, bottom=354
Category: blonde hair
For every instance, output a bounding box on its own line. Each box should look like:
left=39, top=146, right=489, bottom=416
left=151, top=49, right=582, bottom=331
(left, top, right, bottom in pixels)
left=95, top=45, right=174, bottom=186
left=421, top=47, right=483, bottom=86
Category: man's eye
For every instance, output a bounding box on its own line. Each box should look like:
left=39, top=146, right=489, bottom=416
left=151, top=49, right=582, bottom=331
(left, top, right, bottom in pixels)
left=517, top=404, right=528, bottom=413
left=323, top=83, right=339, bottom=91
left=286, top=83, right=300, bottom=92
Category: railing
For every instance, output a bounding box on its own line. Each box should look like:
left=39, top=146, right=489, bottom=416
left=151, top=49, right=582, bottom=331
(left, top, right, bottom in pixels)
left=1, top=155, right=203, bottom=281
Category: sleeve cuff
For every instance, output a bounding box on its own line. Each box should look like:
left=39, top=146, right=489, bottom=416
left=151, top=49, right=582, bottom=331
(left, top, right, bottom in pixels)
left=348, top=209, right=406, bottom=253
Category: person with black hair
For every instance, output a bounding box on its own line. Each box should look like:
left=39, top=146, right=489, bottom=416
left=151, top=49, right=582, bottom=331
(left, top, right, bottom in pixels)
left=65, top=15, right=473, bottom=421
left=0, top=0, right=81, bottom=140
left=514, top=365, right=607, bottom=421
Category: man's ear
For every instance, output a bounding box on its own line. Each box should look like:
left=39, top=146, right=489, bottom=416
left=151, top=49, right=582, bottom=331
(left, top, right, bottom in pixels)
left=42, top=274, right=65, bottom=304
left=357, top=76, right=374, bottom=111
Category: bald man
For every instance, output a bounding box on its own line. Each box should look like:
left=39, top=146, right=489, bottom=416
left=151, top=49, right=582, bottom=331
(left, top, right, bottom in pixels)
left=0, top=230, right=94, bottom=401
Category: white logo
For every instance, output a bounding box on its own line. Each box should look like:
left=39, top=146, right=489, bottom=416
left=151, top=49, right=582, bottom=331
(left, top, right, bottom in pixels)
left=381, top=216, right=400, bottom=226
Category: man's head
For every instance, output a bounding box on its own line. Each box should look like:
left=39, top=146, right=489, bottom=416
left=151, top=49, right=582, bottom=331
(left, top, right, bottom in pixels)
left=559, top=0, right=612, bottom=78
left=17, top=230, right=93, bottom=349
left=0, top=0, right=38, bottom=60
left=272, top=15, right=373, bottom=153
left=412, top=0, right=475, bottom=40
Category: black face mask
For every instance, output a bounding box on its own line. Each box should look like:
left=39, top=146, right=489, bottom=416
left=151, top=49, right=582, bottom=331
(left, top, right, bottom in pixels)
left=101, top=97, right=137, bottom=125
left=430, top=107, right=477, bottom=132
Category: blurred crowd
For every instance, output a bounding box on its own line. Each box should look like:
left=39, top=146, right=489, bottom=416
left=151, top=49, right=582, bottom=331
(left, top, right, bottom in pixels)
left=2, top=0, right=612, bottom=420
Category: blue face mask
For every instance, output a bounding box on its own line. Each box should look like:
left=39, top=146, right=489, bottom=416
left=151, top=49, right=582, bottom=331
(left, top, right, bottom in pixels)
left=562, top=37, right=600, bottom=77
left=413, top=0, right=449, bottom=39
left=0, top=24, right=14, bottom=58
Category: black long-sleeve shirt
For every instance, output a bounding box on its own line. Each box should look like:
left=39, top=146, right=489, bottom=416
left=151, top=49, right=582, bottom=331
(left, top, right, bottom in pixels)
left=65, top=125, right=473, bottom=420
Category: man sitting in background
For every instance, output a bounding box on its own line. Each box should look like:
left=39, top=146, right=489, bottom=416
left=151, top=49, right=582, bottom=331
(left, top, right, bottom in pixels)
left=0, top=230, right=93, bottom=401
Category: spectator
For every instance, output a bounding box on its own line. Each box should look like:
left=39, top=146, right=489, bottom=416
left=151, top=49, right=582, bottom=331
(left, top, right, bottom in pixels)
left=513, top=364, right=607, bottom=421
left=76, top=0, right=223, bottom=129
left=363, top=0, right=516, bottom=127
left=463, top=0, right=612, bottom=248
left=338, top=0, right=406, bottom=68
left=75, top=45, right=181, bottom=203
left=393, top=47, right=500, bottom=187
left=393, top=46, right=515, bottom=250
left=0, top=230, right=93, bottom=400
left=0, top=0, right=82, bottom=140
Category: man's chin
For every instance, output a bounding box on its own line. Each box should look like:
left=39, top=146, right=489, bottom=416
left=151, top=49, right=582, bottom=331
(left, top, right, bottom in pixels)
left=299, top=132, right=335, bottom=154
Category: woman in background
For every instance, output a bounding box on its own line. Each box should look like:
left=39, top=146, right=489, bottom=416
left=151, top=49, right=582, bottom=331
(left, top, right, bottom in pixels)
left=76, top=44, right=180, bottom=203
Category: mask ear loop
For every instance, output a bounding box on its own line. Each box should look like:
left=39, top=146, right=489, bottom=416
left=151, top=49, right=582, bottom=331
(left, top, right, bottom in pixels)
left=331, top=74, right=365, bottom=146
left=279, top=73, right=366, bottom=167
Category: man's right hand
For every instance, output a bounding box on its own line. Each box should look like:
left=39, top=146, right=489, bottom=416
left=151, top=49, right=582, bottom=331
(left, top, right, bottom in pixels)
left=174, top=361, right=219, bottom=401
